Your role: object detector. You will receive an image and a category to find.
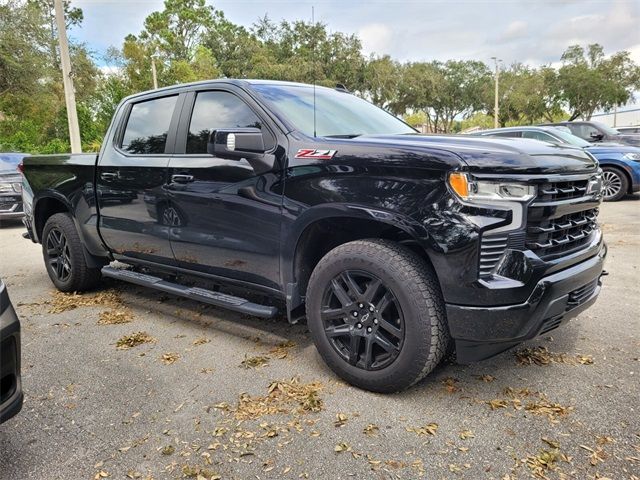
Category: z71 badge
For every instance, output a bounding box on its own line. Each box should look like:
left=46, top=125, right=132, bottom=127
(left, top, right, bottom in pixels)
left=294, top=149, right=337, bottom=160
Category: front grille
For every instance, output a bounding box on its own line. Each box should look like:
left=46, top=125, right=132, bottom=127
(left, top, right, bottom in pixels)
left=537, top=178, right=589, bottom=202
left=526, top=208, right=598, bottom=258
left=566, top=279, right=598, bottom=309
left=525, top=176, right=600, bottom=260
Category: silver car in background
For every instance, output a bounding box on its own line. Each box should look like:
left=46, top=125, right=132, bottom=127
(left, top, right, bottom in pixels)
left=0, top=153, right=27, bottom=224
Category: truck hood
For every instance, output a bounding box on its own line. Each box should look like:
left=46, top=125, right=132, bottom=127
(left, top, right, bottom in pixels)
left=351, top=134, right=598, bottom=175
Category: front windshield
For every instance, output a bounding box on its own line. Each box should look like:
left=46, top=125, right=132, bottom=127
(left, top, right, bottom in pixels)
left=548, top=128, right=591, bottom=147
left=252, top=84, right=416, bottom=137
left=592, top=121, right=620, bottom=135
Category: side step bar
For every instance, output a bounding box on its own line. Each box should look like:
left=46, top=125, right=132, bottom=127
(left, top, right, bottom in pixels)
left=101, top=266, right=278, bottom=318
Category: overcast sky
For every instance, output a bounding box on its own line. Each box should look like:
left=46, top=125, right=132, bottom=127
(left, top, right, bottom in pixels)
left=70, top=0, right=640, bottom=67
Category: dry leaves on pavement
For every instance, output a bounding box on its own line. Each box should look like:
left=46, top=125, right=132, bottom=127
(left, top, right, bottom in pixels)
left=116, top=331, right=155, bottom=349
left=160, top=352, right=180, bottom=365
left=240, top=355, right=270, bottom=369
left=406, top=423, right=438, bottom=436
left=515, top=346, right=594, bottom=366
left=230, top=377, right=324, bottom=420
left=98, top=309, right=133, bottom=325
left=49, top=289, right=123, bottom=314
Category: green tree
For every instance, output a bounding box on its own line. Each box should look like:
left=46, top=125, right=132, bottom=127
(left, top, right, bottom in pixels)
left=362, top=55, right=401, bottom=112
left=558, top=43, right=640, bottom=120
left=397, top=60, right=490, bottom=132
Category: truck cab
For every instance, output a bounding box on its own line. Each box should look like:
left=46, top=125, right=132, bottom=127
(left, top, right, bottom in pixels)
left=20, top=80, right=607, bottom=392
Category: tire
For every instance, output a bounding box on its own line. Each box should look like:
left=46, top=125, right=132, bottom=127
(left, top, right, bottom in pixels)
left=306, top=239, right=449, bottom=393
left=601, top=167, right=628, bottom=202
left=42, top=213, right=102, bottom=292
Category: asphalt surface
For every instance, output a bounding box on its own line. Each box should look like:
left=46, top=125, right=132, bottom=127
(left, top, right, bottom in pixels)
left=0, top=198, right=638, bottom=480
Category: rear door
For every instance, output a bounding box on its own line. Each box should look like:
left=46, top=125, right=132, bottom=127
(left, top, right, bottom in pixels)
left=96, top=93, right=183, bottom=264
left=166, top=87, right=283, bottom=290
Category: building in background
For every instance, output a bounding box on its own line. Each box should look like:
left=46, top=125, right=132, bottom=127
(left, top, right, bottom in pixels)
left=591, top=106, right=640, bottom=129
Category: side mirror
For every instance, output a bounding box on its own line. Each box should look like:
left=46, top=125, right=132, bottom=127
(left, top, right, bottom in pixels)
left=589, top=132, right=604, bottom=141
left=207, top=128, right=266, bottom=160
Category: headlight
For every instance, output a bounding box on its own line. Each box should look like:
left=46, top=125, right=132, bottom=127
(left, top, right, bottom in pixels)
left=448, top=172, right=536, bottom=203
left=622, top=152, right=640, bottom=161
left=0, top=183, right=14, bottom=193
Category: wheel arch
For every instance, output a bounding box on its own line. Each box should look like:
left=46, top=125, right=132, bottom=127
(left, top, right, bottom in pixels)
left=282, top=205, right=440, bottom=321
left=599, top=161, right=634, bottom=194
left=33, top=193, right=72, bottom=243
left=34, top=193, right=108, bottom=269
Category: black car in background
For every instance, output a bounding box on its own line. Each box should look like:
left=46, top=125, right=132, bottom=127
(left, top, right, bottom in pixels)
left=0, top=277, right=23, bottom=424
left=541, top=121, right=640, bottom=147
left=0, top=153, right=27, bottom=224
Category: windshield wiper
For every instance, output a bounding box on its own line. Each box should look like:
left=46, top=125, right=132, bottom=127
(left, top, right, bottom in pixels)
left=323, top=134, right=363, bottom=139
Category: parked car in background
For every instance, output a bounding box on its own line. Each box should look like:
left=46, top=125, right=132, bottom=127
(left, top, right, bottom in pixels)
left=0, top=277, right=23, bottom=424
left=475, top=126, right=640, bottom=201
left=541, top=121, right=640, bottom=147
left=0, top=153, right=27, bottom=224
left=617, top=126, right=640, bottom=135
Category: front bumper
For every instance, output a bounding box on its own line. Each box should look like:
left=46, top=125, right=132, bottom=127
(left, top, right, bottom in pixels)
left=447, top=242, right=607, bottom=363
left=0, top=282, right=23, bottom=424
left=0, top=194, right=24, bottom=219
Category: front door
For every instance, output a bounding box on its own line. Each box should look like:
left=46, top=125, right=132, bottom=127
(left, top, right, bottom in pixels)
left=166, top=89, right=283, bottom=290
left=96, top=94, right=182, bottom=264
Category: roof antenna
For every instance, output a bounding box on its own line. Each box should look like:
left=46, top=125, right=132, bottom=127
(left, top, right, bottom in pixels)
left=312, top=5, right=317, bottom=138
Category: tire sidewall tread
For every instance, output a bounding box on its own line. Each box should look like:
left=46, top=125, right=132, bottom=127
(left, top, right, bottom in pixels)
left=42, top=213, right=101, bottom=292
left=306, top=239, right=449, bottom=393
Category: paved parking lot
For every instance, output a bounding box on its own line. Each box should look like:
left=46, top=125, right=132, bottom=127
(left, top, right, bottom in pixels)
left=0, top=198, right=638, bottom=480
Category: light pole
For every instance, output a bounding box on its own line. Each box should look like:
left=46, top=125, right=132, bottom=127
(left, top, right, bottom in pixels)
left=54, top=0, right=81, bottom=153
left=491, top=57, right=501, bottom=129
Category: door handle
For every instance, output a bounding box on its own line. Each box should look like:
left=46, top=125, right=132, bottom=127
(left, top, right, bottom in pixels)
left=171, top=174, right=195, bottom=183
left=100, top=172, right=117, bottom=181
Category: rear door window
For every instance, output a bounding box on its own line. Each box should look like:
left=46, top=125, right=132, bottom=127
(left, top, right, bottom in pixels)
left=121, top=95, right=178, bottom=154
left=490, top=131, right=522, bottom=138
left=522, top=131, right=556, bottom=143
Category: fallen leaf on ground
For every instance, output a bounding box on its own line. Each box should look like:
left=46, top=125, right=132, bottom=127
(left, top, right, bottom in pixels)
left=406, top=423, right=438, bottom=436
left=269, top=340, right=296, bottom=359
left=232, top=378, right=323, bottom=420
left=50, top=289, right=122, bottom=314
left=515, top=346, right=595, bottom=366
left=98, top=309, right=133, bottom=325
left=334, top=413, right=348, bottom=427
left=161, top=445, right=175, bottom=455
left=160, top=352, right=180, bottom=365
left=525, top=449, right=560, bottom=477
left=363, top=424, right=379, bottom=436
left=442, top=377, right=460, bottom=393
left=240, top=355, right=270, bottom=369
left=116, top=332, right=155, bottom=349
left=334, top=442, right=351, bottom=453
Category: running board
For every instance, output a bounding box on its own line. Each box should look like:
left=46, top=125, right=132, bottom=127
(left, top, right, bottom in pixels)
left=101, top=266, right=278, bottom=318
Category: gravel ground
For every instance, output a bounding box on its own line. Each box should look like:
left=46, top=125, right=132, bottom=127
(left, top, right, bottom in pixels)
left=0, top=198, right=638, bottom=480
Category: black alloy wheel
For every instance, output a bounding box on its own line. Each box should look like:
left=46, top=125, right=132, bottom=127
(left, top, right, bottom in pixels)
left=306, top=239, right=449, bottom=393
left=321, top=270, right=404, bottom=370
left=45, top=227, right=72, bottom=282
left=41, top=212, right=103, bottom=292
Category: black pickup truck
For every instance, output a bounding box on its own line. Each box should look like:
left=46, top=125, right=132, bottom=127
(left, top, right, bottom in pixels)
left=20, top=80, right=607, bottom=392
